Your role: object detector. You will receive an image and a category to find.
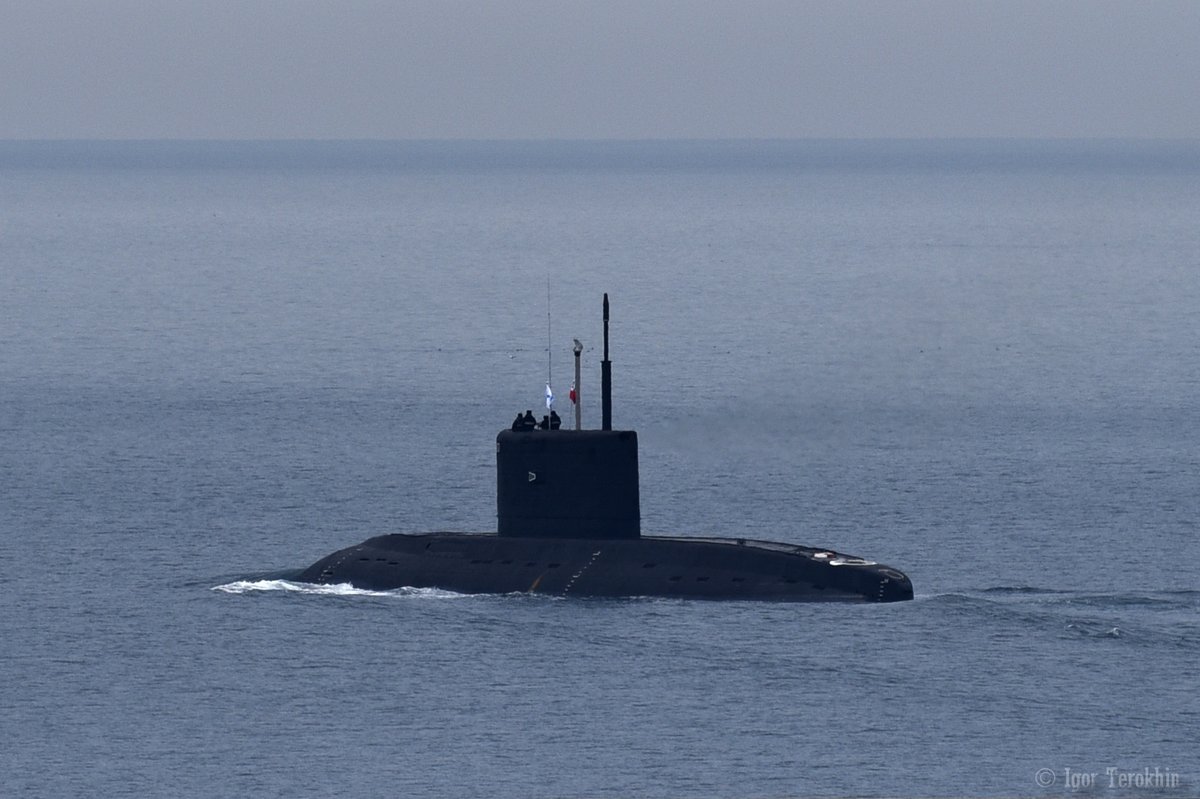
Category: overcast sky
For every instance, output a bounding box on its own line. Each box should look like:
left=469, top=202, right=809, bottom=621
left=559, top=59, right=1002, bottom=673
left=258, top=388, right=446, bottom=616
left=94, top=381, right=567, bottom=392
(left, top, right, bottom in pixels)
left=2, top=0, right=1198, bottom=139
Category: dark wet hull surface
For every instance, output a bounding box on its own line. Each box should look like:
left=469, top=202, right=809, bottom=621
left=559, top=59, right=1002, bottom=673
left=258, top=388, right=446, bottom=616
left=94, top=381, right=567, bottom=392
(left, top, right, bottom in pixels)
left=298, top=533, right=914, bottom=602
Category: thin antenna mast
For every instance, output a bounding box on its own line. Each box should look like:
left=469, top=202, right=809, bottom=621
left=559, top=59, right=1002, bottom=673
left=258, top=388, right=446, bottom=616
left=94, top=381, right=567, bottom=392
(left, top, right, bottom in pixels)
left=545, top=277, right=553, bottom=415
left=601, top=293, right=612, bottom=430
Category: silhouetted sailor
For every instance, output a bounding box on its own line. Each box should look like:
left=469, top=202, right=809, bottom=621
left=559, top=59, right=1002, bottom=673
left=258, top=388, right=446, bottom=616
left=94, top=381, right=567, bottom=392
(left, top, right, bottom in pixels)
left=520, top=410, right=537, bottom=430
left=549, top=410, right=561, bottom=429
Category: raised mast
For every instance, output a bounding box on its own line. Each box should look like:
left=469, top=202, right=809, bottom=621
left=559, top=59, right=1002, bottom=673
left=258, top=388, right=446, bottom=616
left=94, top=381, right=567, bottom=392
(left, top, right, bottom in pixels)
left=601, top=293, right=612, bottom=431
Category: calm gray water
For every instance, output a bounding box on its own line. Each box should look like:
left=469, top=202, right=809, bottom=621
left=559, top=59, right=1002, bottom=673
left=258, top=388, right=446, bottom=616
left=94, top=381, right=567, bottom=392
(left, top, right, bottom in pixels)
left=2, top=140, right=1198, bottom=797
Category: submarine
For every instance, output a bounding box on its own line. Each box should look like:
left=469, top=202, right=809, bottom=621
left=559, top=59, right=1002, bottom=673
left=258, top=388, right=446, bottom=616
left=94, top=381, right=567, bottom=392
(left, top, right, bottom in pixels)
left=297, top=295, right=913, bottom=602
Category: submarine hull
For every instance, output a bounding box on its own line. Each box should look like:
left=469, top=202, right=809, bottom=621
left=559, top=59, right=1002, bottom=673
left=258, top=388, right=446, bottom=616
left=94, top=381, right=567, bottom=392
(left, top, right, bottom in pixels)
left=291, top=296, right=914, bottom=603
left=297, top=533, right=913, bottom=603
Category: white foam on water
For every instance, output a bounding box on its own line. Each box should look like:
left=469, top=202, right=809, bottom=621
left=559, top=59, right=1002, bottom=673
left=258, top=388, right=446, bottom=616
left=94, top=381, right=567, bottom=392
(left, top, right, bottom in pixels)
left=211, top=579, right=468, bottom=599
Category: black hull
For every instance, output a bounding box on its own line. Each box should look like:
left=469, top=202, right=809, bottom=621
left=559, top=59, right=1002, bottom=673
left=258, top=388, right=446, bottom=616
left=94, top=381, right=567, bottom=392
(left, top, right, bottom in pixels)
left=297, top=533, right=914, bottom=603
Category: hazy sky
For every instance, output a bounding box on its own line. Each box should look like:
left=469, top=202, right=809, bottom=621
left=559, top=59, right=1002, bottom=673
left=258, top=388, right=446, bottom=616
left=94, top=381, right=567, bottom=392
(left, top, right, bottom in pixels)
left=3, top=0, right=1198, bottom=139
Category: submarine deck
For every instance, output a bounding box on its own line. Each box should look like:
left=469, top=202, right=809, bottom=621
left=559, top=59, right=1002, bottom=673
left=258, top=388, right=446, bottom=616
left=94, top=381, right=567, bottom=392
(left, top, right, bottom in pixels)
left=298, top=532, right=913, bottom=602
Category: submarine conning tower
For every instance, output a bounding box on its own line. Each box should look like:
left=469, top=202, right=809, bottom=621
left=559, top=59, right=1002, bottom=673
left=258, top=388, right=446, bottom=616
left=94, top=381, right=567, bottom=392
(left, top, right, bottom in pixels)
left=497, top=294, right=641, bottom=540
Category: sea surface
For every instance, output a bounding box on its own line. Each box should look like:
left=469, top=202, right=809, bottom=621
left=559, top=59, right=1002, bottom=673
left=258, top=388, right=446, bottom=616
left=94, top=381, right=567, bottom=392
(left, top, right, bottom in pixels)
left=2, top=140, right=1198, bottom=797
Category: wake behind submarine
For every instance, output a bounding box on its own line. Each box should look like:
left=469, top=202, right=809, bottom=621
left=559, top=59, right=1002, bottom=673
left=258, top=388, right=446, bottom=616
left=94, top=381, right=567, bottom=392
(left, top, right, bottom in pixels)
left=297, top=295, right=913, bottom=602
